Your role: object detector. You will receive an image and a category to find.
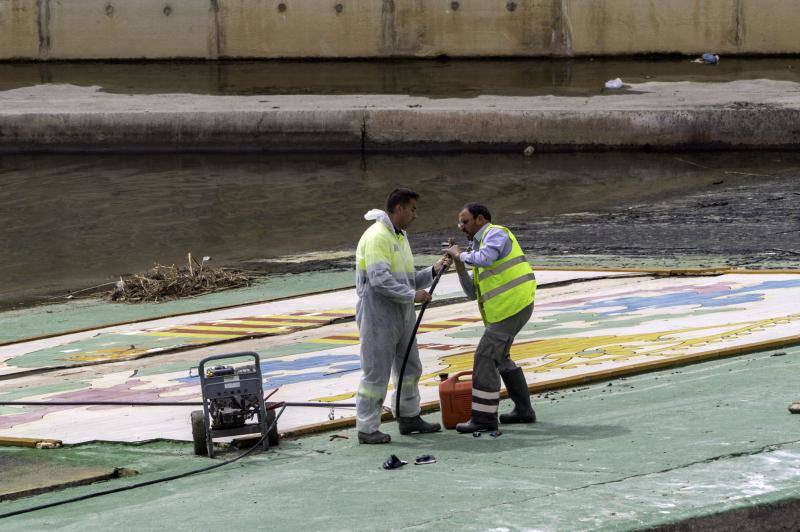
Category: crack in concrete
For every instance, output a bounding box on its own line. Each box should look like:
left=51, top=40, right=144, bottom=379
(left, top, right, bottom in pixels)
left=360, top=112, right=367, bottom=153
left=399, top=439, right=800, bottom=529
left=735, top=0, right=743, bottom=49
left=209, top=0, right=223, bottom=59
left=36, top=0, right=51, bottom=59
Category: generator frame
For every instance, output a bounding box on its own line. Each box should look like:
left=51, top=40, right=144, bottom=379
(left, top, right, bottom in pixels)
left=194, top=351, right=270, bottom=458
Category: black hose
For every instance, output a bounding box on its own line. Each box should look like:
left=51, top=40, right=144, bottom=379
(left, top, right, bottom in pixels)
left=0, top=404, right=287, bottom=520
left=0, top=401, right=355, bottom=408
left=394, top=264, right=446, bottom=419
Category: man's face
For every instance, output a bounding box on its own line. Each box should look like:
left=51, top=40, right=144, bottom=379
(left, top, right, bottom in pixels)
left=395, top=198, right=418, bottom=230
left=458, top=208, right=484, bottom=239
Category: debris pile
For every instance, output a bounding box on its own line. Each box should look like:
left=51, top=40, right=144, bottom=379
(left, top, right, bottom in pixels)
left=110, top=254, right=253, bottom=303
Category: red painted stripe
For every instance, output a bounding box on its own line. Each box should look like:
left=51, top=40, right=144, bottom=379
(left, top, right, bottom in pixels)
left=236, top=316, right=331, bottom=324
left=189, top=322, right=290, bottom=330
left=162, top=328, right=248, bottom=336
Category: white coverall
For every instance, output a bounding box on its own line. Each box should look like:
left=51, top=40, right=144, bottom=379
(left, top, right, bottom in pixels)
left=354, top=209, right=433, bottom=434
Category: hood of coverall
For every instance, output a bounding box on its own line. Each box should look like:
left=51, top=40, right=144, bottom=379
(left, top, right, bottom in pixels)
left=364, top=209, right=405, bottom=236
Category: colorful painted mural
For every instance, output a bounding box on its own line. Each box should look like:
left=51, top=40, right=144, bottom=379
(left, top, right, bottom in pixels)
left=0, top=270, right=623, bottom=376
left=1, top=272, right=798, bottom=444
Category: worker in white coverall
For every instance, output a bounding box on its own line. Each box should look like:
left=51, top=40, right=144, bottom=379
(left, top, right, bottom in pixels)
left=355, top=188, right=451, bottom=444
left=444, top=202, right=537, bottom=433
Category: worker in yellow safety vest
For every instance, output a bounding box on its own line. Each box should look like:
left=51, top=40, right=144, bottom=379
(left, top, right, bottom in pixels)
left=444, top=203, right=537, bottom=433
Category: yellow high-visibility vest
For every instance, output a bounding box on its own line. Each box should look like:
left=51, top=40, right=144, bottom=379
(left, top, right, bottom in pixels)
left=473, top=224, right=536, bottom=323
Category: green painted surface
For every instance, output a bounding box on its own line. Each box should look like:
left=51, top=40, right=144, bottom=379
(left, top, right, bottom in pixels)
left=0, top=271, right=357, bottom=345
left=2, top=346, right=799, bottom=529
left=0, top=454, right=118, bottom=502
left=257, top=342, right=346, bottom=359
left=6, top=334, right=191, bottom=369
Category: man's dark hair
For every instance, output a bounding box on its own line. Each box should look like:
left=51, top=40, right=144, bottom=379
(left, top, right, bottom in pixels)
left=386, top=188, right=420, bottom=213
left=464, top=202, right=492, bottom=222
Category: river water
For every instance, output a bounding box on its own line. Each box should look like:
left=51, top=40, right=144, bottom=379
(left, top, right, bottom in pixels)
left=1, top=57, right=799, bottom=96
left=2, top=150, right=799, bottom=309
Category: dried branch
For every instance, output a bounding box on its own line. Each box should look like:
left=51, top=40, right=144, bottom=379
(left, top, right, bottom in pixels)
left=108, top=254, right=253, bottom=303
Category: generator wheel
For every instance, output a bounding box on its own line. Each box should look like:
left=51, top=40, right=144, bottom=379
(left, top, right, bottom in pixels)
left=266, top=404, right=280, bottom=447
left=190, top=410, right=208, bottom=456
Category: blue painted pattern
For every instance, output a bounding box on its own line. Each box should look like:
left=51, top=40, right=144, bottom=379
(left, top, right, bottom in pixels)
left=556, top=280, right=800, bottom=315
left=175, top=354, right=361, bottom=386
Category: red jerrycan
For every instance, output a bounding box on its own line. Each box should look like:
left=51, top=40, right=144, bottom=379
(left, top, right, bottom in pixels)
left=438, top=371, right=473, bottom=429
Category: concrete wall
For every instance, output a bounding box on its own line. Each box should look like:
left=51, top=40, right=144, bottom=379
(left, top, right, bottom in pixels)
left=1, top=0, right=799, bottom=60
left=0, top=0, right=40, bottom=59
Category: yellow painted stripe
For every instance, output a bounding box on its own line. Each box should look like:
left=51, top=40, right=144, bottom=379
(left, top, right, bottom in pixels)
left=308, top=338, right=360, bottom=345
left=311, top=392, right=357, bottom=402
left=0, top=436, right=63, bottom=448
left=166, top=325, right=293, bottom=333
left=148, top=331, right=247, bottom=339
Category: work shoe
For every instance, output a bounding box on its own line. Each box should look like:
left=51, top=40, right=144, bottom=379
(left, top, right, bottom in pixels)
left=398, top=415, right=441, bottom=435
left=499, top=367, right=536, bottom=424
left=456, top=412, right=498, bottom=433
left=358, top=430, right=391, bottom=444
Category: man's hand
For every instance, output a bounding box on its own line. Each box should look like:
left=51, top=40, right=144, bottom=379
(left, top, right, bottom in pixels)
left=414, top=290, right=432, bottom=304
left=444, top=244, right=462, bottom=260
left=434, top=255, right=452, bottom=274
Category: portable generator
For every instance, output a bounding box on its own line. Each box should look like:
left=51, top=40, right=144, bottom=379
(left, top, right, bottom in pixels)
left=190, top=351, right=278, bottom=458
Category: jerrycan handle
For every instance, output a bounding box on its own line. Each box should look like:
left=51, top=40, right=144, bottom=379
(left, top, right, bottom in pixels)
left=451, top=370, right=473, bottom=382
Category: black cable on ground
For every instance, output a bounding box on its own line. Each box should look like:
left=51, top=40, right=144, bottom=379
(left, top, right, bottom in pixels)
left=395, top=264, right=446, bottom=417
left=0, top=405, right=287, bottom=520
left=0, top=401, right=355, bottom=408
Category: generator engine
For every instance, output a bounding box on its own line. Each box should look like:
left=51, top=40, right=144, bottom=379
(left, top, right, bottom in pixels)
left=205, top=364, right=260, bottom=429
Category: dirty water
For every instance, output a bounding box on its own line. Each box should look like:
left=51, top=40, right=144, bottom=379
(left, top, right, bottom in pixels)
left=1, top=151, right=799, bottom=310
left=1, top=58, right=799, bottom=97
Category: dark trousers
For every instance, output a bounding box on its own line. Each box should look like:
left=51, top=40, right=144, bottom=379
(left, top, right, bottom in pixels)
left=471, top=303, right=533, bottom=417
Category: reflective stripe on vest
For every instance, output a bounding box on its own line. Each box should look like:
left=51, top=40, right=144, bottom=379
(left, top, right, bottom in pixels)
left=473, top=224, right=536, bottom=324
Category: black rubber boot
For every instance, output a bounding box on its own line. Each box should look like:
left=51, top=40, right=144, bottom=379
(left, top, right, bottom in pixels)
left=455, top=411, right=498, bottom=433
left=499, top=367, right=536, bottom=424
left=398, top=415, right=442, bottom=435
left=358, top=430, right=392, bottom=444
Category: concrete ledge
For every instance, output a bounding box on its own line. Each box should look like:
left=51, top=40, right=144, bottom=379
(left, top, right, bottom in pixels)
left=1, top=80, right=799, bottom=152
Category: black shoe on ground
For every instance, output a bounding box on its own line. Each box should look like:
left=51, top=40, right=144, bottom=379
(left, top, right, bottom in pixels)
left=358, top=430, right=392, bottom=444
left=456, top=414, right=498, bottom=434
left=398, top=415, right=442, bottom=435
